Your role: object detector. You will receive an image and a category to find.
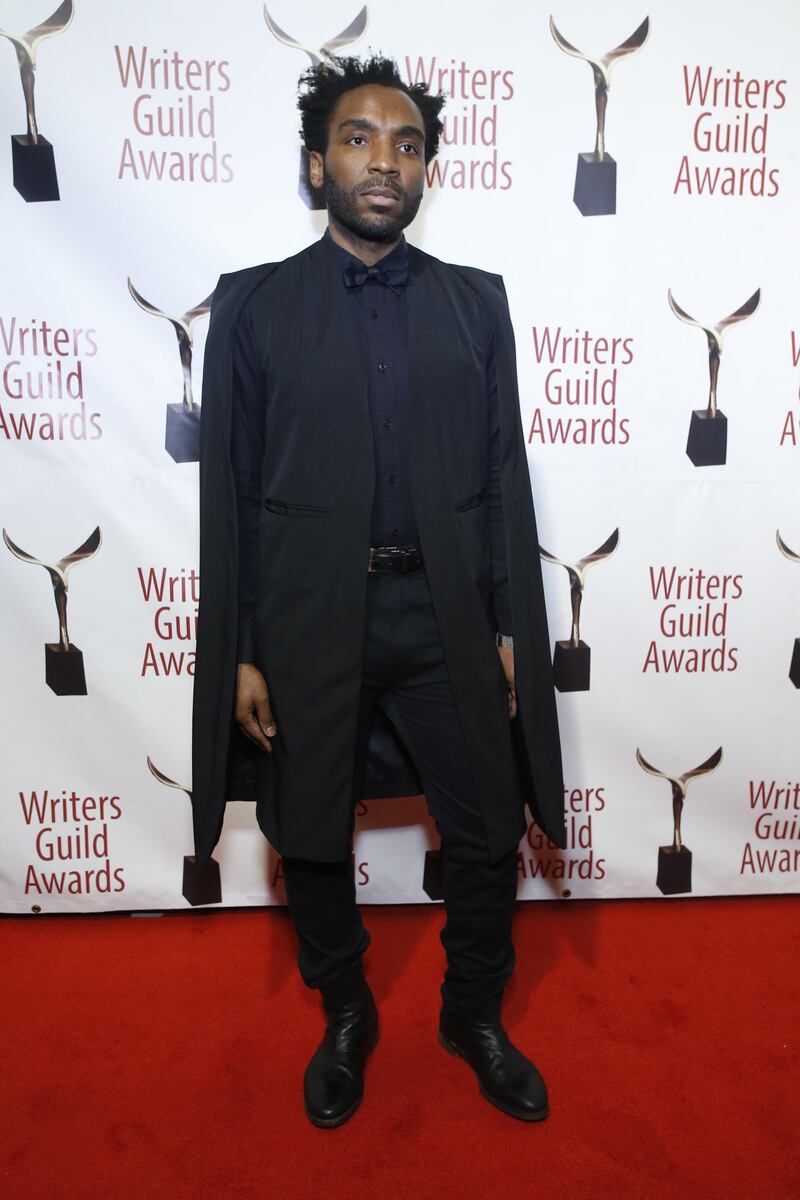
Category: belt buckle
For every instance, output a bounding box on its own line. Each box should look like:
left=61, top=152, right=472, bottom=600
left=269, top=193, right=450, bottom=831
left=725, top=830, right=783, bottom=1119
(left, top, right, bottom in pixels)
left=368, top=545, right=418, bottom=573
left=368, top=546, right=400, bottom=573
left=368, top=546, right=389, bottom=573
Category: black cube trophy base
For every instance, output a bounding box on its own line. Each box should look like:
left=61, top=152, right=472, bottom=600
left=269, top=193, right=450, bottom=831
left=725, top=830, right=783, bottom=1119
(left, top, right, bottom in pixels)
left=686, top=409, right=727, bottom=467
left=790, top=639, right=800, bottom=689
left=45, top=643, right=87, bottom=695
left=166, top=404, right=201, bottom=463
left=423, top=848, right=444, bottom=902
left=553, top=640, right=591, bottom=692
left=182, top=854, right=222, bottom=906
left=656, top=845, right=692, bottom=896
left=573, top=152, right=617, bottom=216
left=12, top=135, right=60, bottom=202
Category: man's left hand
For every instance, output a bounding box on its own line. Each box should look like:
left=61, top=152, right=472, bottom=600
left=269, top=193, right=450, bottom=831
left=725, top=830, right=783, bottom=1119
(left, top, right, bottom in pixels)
left=497, top=645, right=517, bottom=719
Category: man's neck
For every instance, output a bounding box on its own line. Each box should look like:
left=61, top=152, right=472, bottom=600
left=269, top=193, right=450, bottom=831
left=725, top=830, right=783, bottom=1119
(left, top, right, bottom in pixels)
left=327, top=218, right=402, bottom=267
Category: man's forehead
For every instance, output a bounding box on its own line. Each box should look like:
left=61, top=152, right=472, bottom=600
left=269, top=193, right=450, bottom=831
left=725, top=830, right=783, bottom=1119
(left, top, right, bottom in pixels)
left=331, top=84, right=424, bottom=128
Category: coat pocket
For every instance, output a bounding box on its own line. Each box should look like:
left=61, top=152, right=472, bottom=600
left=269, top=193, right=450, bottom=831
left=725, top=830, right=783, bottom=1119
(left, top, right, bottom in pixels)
left=454, top=487, right=486, bottom=513
left=263, top=497, right=332, bottom=517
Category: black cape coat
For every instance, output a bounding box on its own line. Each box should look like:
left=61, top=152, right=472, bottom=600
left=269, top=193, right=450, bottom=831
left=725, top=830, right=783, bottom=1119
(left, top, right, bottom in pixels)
left=191, top=234, right=565, bottom=867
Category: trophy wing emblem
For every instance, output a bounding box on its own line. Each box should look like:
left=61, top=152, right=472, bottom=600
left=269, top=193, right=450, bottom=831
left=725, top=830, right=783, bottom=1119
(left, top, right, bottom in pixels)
left=0, top=0, right=74, bottom=63
left=262, top=8, right=308, bottom=56
left=3, top=525, right=102, bottom=653
left=128, top=279, right=213, bottom=412
left=549, top=15, right=649, bottom=83
left=602, top=18, right=651, bottom=70
left=538, top=544, right=567, bottom=570
left=321, top=8, right=369, bottom=57
left=575, top=528, right=620, bottom=574
left=636, top=746, right=722, bottom=853
left=3, top=527, right=47, bottom=568
left=677, top=747, right=723, bottom=789
left=147, top=756, right=192, bottom=802
left=548, top=18, right=588, bottom=64
left=668, top=291, right=712, bottom=340
left=635, top=749, right=679, bottom=791
left=263, top=4, right=368, bottom=65
left=636, top=746, right=722, bottom=797
left=0, top=0, right=74, bottom=142
left=549, top=15, right=649, bottom=159
left=540, top=529, right=619, bottom=648
left=540, top=527, right=620, bottom=588
left=714, top=289, right=762, bottom=343
left=181, top=296, right=215, bottom=326
left=777, top=530, right=800, bottom=563
left=127, top=279, right=213, bottom=341
left=55, top=526, right=103, bottom=577
left=668, top=289, right=761, bottom=353
left=3, top=525, right=101, bottom=585
left=669, top=288, right=760, bottom=422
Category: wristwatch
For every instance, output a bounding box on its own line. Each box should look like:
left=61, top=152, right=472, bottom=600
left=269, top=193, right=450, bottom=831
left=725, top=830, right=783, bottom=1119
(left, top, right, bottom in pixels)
left=495, top=633, right=514, bottom=649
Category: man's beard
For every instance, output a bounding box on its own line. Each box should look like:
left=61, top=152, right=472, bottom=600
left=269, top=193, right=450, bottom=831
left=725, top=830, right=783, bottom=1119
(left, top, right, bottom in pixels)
left=321, top=171, right=422, bottom=243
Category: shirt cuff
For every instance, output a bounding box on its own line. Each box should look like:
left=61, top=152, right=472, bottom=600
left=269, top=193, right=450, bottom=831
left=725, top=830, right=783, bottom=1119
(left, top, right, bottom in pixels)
left=491, top=587, right=513, bottom=639
left=237, top=615, right=255, bottom=664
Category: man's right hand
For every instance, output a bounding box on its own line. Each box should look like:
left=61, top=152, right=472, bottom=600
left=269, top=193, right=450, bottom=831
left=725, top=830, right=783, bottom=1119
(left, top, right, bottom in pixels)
left=235, top=663, right=276, bottom=753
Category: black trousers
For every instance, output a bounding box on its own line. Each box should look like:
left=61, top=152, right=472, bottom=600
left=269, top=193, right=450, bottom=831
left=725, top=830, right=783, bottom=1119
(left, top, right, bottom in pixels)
left=282, top=570, right=520, bottom=1021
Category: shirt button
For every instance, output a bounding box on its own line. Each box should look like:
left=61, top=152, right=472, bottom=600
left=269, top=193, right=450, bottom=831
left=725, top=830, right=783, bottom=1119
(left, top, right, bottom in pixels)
left=387, top=474, right=396, bottom=484
left=370, top=310, right=379, bottom=319
left=391, top=528, right=400, bottom=538
left=383, top=418, right=392, bottom=429
left=377, top=361, right=387, bottom=372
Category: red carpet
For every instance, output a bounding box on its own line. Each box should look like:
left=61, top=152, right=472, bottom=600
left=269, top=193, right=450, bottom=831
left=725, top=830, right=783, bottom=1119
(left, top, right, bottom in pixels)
left=2, top=896, right=798, bottom=1200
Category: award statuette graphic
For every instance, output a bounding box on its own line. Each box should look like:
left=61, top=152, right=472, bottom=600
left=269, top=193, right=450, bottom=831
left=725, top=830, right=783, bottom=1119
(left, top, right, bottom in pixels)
left=146, top=757, right=222, bottom=906
left=539, top=529, right=619, bottom=692
left=635, top=746, right=723, bottom=896
left=2, top=525, right=101, bottom=695
left=668, top=288, right=761, bottom=468
left=0, top=0, right=74, bottom=202
left=263, top=3, right=367, bottom=209
left=549, top=14, right=649, bottom=216
left=776, top=531, right=800, bottom=689
left=127, top=280, right=212, bottom=463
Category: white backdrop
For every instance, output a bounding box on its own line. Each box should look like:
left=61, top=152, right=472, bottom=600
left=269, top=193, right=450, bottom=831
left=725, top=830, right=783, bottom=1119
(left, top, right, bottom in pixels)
left=1, top=0, right=799, bottom=914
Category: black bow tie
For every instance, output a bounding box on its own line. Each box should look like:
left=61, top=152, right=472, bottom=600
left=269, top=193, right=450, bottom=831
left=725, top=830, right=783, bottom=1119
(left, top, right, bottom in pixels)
left=343, top=258, right=409, bottom=291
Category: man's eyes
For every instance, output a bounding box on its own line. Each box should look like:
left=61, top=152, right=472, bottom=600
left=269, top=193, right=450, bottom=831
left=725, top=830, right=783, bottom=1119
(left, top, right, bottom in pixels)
left=346, top=136, right=420, bottom=154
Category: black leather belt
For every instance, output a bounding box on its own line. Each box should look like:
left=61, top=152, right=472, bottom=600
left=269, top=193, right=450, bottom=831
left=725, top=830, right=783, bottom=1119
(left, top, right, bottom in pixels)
left=368, top=546, right=424, bottom=573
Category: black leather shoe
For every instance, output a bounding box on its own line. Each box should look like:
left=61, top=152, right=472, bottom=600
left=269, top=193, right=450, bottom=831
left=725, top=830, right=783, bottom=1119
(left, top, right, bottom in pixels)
left=303, top=962, right=379, bottom=1128
left=438, top=1008, right=549, bottom=1121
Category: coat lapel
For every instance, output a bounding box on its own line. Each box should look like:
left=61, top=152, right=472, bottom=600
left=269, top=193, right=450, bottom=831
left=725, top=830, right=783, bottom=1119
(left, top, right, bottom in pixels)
left=297, top=238, right=374, bottom=517
left=404, top=247, right=473, bottom=515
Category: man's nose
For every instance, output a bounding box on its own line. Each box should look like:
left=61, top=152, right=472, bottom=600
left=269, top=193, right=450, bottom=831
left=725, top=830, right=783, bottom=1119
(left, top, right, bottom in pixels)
left=368, top=139, right=401, bottom=174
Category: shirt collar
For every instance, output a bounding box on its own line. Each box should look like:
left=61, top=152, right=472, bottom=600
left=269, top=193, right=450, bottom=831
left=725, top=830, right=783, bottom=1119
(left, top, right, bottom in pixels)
left=321, top=225, right=408, bottom=280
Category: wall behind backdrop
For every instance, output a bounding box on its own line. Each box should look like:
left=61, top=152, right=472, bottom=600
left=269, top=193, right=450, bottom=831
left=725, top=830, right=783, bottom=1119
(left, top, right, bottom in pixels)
left=1, top=0, right=799, bottom=915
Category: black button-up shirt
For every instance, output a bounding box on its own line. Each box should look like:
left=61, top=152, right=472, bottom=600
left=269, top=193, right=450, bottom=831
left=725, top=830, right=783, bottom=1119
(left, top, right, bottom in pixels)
left=322, top=228, right=418, bottom=549
left=230, top=232, right=512, bottom=663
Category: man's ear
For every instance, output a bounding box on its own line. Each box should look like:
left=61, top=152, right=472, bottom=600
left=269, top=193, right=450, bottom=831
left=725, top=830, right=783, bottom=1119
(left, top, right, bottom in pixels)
left=308, top=149, right=324, bottom=190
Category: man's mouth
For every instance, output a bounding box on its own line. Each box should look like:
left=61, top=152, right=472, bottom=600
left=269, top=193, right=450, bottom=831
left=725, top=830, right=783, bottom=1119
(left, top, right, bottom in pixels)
left=362, top=187, right=401, bottom=206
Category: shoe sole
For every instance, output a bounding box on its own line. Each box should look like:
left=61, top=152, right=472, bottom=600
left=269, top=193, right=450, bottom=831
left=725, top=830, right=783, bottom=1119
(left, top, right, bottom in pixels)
left=304, top=1027, right=380, bottom=1129
left=437, top=1031, right=550, bottom=1123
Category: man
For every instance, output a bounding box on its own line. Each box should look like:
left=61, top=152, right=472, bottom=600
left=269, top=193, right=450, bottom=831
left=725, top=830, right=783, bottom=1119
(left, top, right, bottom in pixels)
left=191, top=54, right=565, bottom=1128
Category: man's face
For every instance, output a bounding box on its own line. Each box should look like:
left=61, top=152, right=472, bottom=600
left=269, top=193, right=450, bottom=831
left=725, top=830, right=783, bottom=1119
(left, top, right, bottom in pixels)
left=309, top=84, right=426, bottom=243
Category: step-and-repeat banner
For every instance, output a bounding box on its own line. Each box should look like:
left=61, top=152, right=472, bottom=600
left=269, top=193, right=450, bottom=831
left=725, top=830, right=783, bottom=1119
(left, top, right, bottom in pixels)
left=2, top=0, right=798, bottom=914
